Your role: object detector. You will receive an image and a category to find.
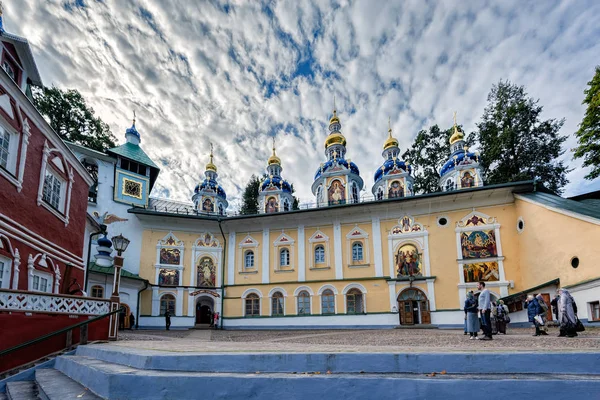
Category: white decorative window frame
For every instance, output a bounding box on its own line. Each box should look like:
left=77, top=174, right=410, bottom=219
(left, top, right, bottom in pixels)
left=345, top=225, right=370, bottom=267
left=36, top=141, right=74, bottom=226
left=0, top=254, right=12, bottom=289
left=0, top=114, right=31, bottom=193
left=317, top=284, right=338, bottom=314
left=241, top=288, right=262, bottom=317
left=238, top=234, right=259, bottom=273
left=273, top=232, right=295, bottom=272
left=268, top=287, right=287, bottom=316
left=155, top=232, right=185, bottom=286
left=159, top=291, right=177, bottom=316
left=436, top=215, right=450, bottom=228
left=455, top=211, right=509, bottom=305
left=28, top=253, right=61, bottom=293
left=190, top=233, right=222, bottom=288
left=0, top=233, right=20, bottom=289
left=294, top=286, right=314, bottom=315
left=308, top=229, right=330, bottom=269
left=342, top=282, right=368, bottom=314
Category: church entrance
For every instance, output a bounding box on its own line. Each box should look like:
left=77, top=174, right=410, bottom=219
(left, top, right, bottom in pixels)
left=195, top=296, right=214, bottom=325
left=397, top=288, right=430, bottom=325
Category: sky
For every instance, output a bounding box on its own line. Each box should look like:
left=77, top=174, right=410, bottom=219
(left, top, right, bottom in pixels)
left=7, top=0, right=600, bottom=209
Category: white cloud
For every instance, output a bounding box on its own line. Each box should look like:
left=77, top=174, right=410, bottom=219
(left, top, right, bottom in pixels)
left=6, top=0, right=600, bottom=209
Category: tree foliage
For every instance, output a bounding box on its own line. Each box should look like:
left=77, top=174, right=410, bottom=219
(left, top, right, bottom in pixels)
left=33, top=86, right=117, bottom=152
left=573, top=66, right=600, bottom=180
left=402, top=125, right=472, bottom=194
left=476, top=80, right=569, bottom=193
left=240, top=174, right=262, bottom=215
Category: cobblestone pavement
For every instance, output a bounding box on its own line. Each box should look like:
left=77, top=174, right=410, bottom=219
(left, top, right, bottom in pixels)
left=114, top=327, right=600, bottom=353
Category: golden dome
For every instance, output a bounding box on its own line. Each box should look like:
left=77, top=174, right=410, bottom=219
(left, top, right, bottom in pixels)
left=268, top=140, right=281, bottom=166
left=329, top=109, right=340, bottom=125
left=325, top=132, right=346, bottom=149
left=206, top=145, right=217, bottom=172
left=449, top=111, right=464, bottom=145
left=383, top=119, right=399, bottom=150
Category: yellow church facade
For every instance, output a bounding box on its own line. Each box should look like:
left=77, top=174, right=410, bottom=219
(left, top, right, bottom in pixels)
left=132, top=180, right=600, bottom=329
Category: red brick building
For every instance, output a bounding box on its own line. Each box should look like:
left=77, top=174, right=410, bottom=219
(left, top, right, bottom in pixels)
left=0, top=21, right=94, bottom=295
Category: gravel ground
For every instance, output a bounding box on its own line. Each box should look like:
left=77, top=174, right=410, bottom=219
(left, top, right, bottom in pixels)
left=114, top=327, right=600, bottom=353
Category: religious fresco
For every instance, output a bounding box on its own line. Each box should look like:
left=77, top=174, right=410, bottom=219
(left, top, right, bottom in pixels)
left=460, top=230, right=498, bottom=259
left=463, top=262, right=500, bottom=283
left=328, top=179, right=345, bottom=204
left=197, top=256, right=216, bottom=287
left=159, top=248, right=180, bottom=265
left=461, top=171, right=475, bottom=188
left=158, top=268, right=179, bottom=286
left=395, top=244, right=422, bottom=277
left=197, top=233, right=219, bottom=247
left=202, top=197, right=214, bottom=212
left=265, top=197, right=279, bottom=213
left=388, top=180, right=404, bottom=198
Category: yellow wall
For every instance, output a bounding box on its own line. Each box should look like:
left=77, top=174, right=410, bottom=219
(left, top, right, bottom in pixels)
left=234, top=232, right=262, bottom=285
left=341, top=223, right=375, bottom=279
left=269, top=229, right=299, bottom=283
left=304, top=225, right=335, bottom=281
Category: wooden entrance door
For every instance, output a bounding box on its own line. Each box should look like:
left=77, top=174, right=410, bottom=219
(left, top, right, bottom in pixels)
left=399, top=301, right=414, bottom=325
left=397, top=288, right=430, bottom=326
left=420, top=301, right=431, bottom=324
left=541, top=293, right=552, bottom=321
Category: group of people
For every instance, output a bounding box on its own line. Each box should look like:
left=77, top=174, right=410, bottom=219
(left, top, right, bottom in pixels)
left=464, top=284, right=582, bottom=339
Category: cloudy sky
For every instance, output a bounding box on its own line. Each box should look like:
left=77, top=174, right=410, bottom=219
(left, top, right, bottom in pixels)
left=7, top=0, right=600, bottom=208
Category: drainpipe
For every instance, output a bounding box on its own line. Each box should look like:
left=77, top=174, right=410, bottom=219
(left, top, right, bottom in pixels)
left=136, top=279, right=149, bottom=329
left=217, top=217, right=227, bottom=330
left=84, top=224, right=107, bottom=294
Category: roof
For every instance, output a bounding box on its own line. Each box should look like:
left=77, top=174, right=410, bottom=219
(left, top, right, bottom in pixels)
left=66, top=141, right=115, bottom=163
left=568, top=190, right=600, bottom=202
left=0, top=31, right=42, bottom=86
left=88, top=262, right=148, bottom=282
left=500, top=278, right=560, bottom=304
left=149, top=197, right=195, bottom=212
left=516, top=191, right=600, bottom=222
left=107, top=142, right=159, bottom=170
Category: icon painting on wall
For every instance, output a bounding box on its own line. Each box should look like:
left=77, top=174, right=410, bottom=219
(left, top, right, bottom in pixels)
left=202, top=197, right=214, bottom=212
left=197, top=257, right=216, bottom=287
left=463, top=262, right=499, bottom=283
left=460, top=230, right=497, bottom=259
left=266, top=197, right=279, bottom=213
left=461, top=171, right=475, bottom=188
left=159, top=268, right=179, bottom=286
left=395, top=244, right=422, bottom=277
left=159, top=248, right=180, bottom=265
left=328, top=179, right=345, bottom=205
left=388, top=180, right=404, bottom=198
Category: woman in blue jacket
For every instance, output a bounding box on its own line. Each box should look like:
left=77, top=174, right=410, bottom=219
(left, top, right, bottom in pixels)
left=464, top=292, right=480, bottom=339
left=526, top=295, right=543, bottom=336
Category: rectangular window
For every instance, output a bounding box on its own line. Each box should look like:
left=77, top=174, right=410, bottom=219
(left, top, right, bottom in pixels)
left=272, top=297, right=284, bottom=316
left=297, top=296, right=311, bottom=315
left=591, top=301, right=600, bottom=322
left=32, top=274, right=51, bottom=293
left=42, top=169, right=63, bottom=211
left=32, top=275, right=39, bottom=290
left=0, top=260, right=5, bottom=288
left=321, top=295, right=335, bottom=314
left=0, top=129, right=10, bottom=170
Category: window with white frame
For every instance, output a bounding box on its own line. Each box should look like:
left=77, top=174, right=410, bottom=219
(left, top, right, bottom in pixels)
left=245, top=293, right=260, bottom=317
left=160, top=294, right=176, bottom=316
left=0, top=129, right=10, bottom=170
left=297, top=290, right=311, bottom=315
left=352, top=242, right=363, bottom=262
left=244, top=250, right=255, bottom=269
left=0, top=127, right=18, bottom=176
left=91, top=285, right=104, bottom=298
left=42, top=168, right=65, bottom=212
left=0, top=256, right=10, bottom=289
left=314, top=245, right=325, bottom=264
left=279, top=248, right=290, bottom=267
left=346, top=288, right=364, bottom=314
left=31, top=272, right=52, bottom=293
left=2, top=60, right=16, bottom=81
left=321, top=289, right=335, bottom=314
left=271, top=291, right=284, bottom=316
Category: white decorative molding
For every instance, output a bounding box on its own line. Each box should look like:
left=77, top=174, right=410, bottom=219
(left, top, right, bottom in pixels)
left=155, top=231, right=185, bottom=286
left=297, top=225, right=305, bottom=282
left=293, top=285, right=314, bottom=315
left=317, top=284, right=338, bottom=314
left=333, top=221, right=343, bottom=279
left=16, top=118, right=31, bottom=192
left=191, top=233, right=222, bottom=288
left=227, top=231, right=235, bottom=285
left=11, top=248, right=20, bottom=289
left=262, top=229, right=269, bottom=284
left=345, top=224, right=370, bottom=268
left=371, top=217, right=383, bottom=277
left=0, top=289, right=110, bottom=315
left=341, top=282, right=368, bottom=313
left=272, top=231, right=295, bottom=272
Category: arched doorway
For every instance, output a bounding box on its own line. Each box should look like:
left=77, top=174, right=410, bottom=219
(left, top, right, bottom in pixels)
left=196, top=296, right=215, bottom=325
left=397, top=288, right=430, bottom=325
left=120, top=303, right=131, bottom=330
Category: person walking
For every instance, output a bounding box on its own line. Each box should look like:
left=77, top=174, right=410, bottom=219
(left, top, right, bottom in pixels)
left=213, top=311, right=219, bottom=329
left=464, top=292, right=480, bottom=339
left=129, top=313, right=136, bottom=330
left=477, top=281, right=492, bottom=340
left=558, top=288, right=578, bottom=338
left=551, top=294, right=560, bottom=321
left=164, top=310, right=172, bottom=331
left=495, top=300, right=509, bottom=334
left=536, top=294, right=549, bottom=335
left=526, top=295, right=543, bottom=336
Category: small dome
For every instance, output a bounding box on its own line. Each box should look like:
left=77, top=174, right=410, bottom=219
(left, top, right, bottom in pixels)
left=449, top=126, right=464, bottom=145
left=325, top=132, right=347, bottom=149
left=374, top=158, right=411, bottom=183
left=314, top=158, right=360, bottom=180
left=125, top=123, right=140, bottom=138
left=195, top=178, right=227, bottom=199
left=97, top=234, right=112, bottom=248
left=440, top=151, right=479, bottom=177
left=268, top=145, right=281, bottom=166
left=261, top=176, right=292, bottom=193
left=206, top=161, right=217, bottom=172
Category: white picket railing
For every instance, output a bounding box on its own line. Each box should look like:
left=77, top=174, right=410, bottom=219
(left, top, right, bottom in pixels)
left=0, top=289, right=110, bottom=315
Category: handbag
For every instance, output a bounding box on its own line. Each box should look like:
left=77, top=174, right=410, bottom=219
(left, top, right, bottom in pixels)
left=534, top=315, right=544, bottom=325
left=505, top=315, right=511, bottom=323
left=575, top=318, right=585, bottom=332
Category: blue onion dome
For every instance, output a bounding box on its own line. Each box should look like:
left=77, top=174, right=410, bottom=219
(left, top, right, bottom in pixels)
left=261, top=175, right=292, bottom=193
left=314, top=157, right=360, bottom=180
left=374, top=158, right=412, bottom=183
left=125, top=123, right=140, bottom=139
left=97, top=234, right=112, bottom=248
left=194, top=179, right=227, bottom=199
left=440, top=150, right=480, bottom=176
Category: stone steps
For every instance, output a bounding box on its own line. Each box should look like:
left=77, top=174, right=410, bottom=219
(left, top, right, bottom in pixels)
left=3, top=369, right=102, bottom=400
left=53, top=354, right=600, bottom=400
left=5, top=381, right=37, bottom=400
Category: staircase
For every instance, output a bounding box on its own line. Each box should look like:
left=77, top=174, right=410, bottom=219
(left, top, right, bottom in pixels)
left=2, top=344, right=600, bottom=399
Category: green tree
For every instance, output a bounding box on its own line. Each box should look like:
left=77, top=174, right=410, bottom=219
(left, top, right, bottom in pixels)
left=573, top=66, right=600, bottom=180
left=402, top=125, right=472, bottom=194
left=33, top=86, right=117, bottom=152
left=476, top=80, right=569, bottom=193
left=240, top=174, right=262, bottom=215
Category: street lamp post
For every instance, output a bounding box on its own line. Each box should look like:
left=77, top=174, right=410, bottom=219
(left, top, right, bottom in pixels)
left=108, top=234, right=130, bottom=341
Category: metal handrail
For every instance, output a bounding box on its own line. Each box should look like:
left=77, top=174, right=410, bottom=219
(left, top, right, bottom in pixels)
left=0, top=306, right=124, bottom=358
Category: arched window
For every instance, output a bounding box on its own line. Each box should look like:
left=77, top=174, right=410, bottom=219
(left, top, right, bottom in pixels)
left=244, top=250, right=255, bottom=269
left=316, top=186, right=323, bottom=207
left=346, top=288, right=364, bottom=314
left=160, top=294, right=176, bottom=316
left=91, top=285, right=104, bottom=298
left=321, top=289, right=335, bottom=314
left=283, top=199, right=290, bottom=212
left=351, top=183, right=359, bottom=204
left=377, top=187, right=384, bottom=200
left=352, top=242, right=363, bottom=262
left=271, top=291, right=284, bottom=316
left=445, top=179, right=454, bottom=191
left=297, top=290, right=311, bottom=315
left=218, top=203, right=224, bottom=216
left=314, top=245, right=325, bottom=264
left=280, top=248, right=290, bottom=267
left=245, top=293, right=260, bottom=317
